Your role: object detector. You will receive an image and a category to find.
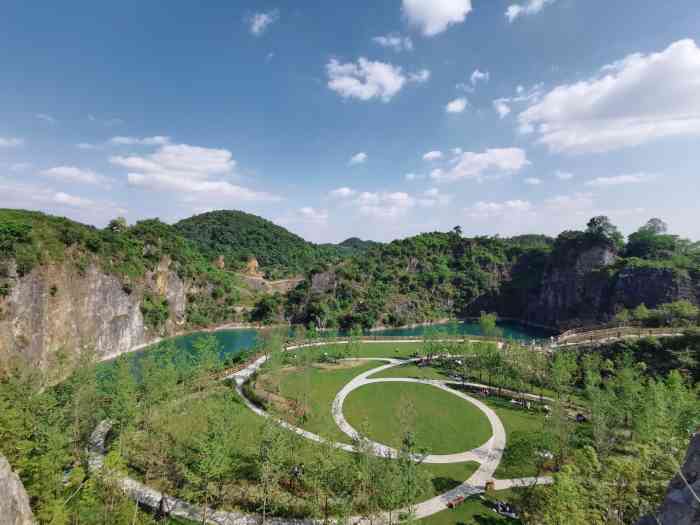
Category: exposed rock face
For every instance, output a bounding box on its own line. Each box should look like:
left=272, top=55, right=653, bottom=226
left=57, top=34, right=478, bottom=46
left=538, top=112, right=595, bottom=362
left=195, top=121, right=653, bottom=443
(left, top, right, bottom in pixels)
left=613, top=266, right=696, bottom=310
left=637, top=433, right=700, bottom=525
left=525, top=245, right=617, bottom=328
left=0, top=455, right=36, bottom=525
left=0, top=258, right=187, bottom=368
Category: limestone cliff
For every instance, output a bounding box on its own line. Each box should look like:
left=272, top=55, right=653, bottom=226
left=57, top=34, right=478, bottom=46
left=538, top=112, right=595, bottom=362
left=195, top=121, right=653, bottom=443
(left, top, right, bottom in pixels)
left=637, top=433, right=700, bottom=525
left=0, top=257, right=187, bottom=368
left=0, top=455, right=36, bottom=525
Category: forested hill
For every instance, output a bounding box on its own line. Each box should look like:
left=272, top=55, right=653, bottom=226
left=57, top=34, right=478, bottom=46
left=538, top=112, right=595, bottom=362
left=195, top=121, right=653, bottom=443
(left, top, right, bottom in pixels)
left=285, top=218, right=700, bottom=331
left=174, top=210, right=378, bottom=278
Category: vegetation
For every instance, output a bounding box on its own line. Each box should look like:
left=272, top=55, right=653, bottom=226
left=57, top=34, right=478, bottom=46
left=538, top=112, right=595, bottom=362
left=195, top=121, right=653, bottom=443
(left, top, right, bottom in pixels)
left=174, top=210, right=360, bottom=279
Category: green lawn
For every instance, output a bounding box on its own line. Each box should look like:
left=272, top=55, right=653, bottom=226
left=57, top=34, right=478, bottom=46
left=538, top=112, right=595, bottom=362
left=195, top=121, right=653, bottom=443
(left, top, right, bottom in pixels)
left=371, top=362, right=451, bottom=380
left=295, top=342, right=425, bottom=360
left=261, top=360, right=385, bottom=443
left=420, top=491, right=521, bottom=525
left=420, top=462, right=480, bottom=497
left=344, top=382, right=493, bottom=454
left=484, top=397, right=547, bottom=479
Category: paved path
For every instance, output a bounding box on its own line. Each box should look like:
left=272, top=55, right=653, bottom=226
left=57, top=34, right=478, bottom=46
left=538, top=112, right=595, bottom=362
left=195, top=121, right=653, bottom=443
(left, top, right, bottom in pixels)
left=89, top=340, right=552, bottom=524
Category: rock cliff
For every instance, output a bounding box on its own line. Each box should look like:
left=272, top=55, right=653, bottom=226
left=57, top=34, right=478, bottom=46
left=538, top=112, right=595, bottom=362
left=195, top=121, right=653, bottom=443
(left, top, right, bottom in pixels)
left=0, top=257, right=187, bottom=368
left=637, top=433, right=700, bottom=525
left=0, top=455, right=36, bottom=525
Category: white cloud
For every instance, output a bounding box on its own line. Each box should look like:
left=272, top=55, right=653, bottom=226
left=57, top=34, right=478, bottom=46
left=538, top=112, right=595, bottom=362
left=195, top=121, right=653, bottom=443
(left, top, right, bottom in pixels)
left=35, top=113, right=56, bottom=124
left=248, top=10, right=279, bottom=36
left=585, top=173, right=657, bottom=187
left=506, top=0, right=557, bottom=22
left=431, top=147, right=530, bottom=182
left=88, top=114, right=124, bottom=127
left=329, top=187, right=358, bottom=198
left=466, top=199, right=533, bottom=218
left=0, top=137, right=23, bottom=148
left=327, top=58, right=419, bottom=102
left=355, top=191, right=416, bottom=219
left=402, top=0, right=473, bottom=37
left=76, top=143, right=99, bottom=150
left=373, top=33, right=413, bottom=52
left=53, top=192, right=94, bottom=209
left=470, top=69, right=490, bottom=86
left=555, top=170, right=574, bottom=180
left=446, top=97, right=468, bottom=113
left=524, top=177, right=542, bottom=185
left=422, top=150, right=443, bottom=161
left=408, top=69, right=431, bottom=83
left=544, top=192, right=594, bottom=213
left=404, top=173, right=425, bottom=181
left=40, top=166, right=111, bottom=187
left=493, top=99, right=512, bottom=118
left=298, top=206, right=329, bottom=224
left=519, top=39, right=700, bottom=153
left=417, top=188, right=451, bottom=207
left=109, top=136, right=170, bottom=146
left=349, top=152, right=368, bottom=165
left=110, top=143, right=278, bottom=202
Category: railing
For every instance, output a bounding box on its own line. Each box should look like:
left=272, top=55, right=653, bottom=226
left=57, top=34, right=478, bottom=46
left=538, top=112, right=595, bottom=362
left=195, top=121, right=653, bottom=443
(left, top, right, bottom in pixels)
left=555, top=326, right=686, bottom=346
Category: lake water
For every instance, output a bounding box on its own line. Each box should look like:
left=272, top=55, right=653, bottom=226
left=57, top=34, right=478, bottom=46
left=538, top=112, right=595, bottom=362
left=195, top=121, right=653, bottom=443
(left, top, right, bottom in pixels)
left=120, top=320, right=553, bottom=365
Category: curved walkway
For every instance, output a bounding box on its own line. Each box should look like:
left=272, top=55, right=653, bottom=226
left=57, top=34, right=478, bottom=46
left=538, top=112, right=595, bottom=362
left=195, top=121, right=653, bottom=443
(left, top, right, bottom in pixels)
left=89, top=340, right=552, bottom=524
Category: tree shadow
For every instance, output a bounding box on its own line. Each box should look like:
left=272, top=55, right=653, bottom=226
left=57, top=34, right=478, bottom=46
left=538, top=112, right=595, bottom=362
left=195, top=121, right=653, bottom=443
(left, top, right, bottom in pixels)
left=431, top=476, right=460, bottom=493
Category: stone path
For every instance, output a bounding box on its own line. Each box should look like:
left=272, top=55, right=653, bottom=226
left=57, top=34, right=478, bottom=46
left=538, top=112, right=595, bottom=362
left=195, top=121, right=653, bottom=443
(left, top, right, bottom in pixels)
left=89, top=340, right=552, bottom=524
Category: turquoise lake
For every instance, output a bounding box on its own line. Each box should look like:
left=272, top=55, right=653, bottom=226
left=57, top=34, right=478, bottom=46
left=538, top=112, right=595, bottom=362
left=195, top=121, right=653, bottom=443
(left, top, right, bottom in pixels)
left=114, top=320, right=554, bottom=368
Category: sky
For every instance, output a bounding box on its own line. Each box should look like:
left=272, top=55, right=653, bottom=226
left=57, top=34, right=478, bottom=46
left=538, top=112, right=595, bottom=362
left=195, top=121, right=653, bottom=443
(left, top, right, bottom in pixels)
left=1, top=0, right=700, bottom=243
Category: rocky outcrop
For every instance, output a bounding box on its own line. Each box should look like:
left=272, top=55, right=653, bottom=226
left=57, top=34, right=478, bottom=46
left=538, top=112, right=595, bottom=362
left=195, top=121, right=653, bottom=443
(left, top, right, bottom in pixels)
left=525, top=244, right=617, bottom=328
left=613, top=266, right=696, bottom=310
left=637, top=433, right=700, bottom=525
left=0, top=455, right=36, bottom=525
left=0, top=258, right=187, bottom=368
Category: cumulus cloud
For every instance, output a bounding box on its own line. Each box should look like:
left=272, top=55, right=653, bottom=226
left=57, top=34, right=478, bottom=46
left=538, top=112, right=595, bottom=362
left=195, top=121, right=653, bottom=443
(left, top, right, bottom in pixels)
left=298, top=206, right=329, bottom=224
left=493, top=99, right=512, bottom=119
left=555, top=170, right=574, bottom=180
left=519, top=39, right=700, bottom=153
left=506, top=0, right=557, bottom=22
left=0, top=176, right=125, bottom=223
left=53, top=192, right=95, bottom=209
left=402, top=0, right=473, bottom=37
left=349, top=152, right=368, bottom=166
left=354, top=191, right=416, bottom=219
left=109, top=136, right=170, bottom=146
left=446, top=97, right=468, bottom=114
left=326, top=58, right=429, bottom=102
left=110, top=143, right=278, bottom=202
left=408, top=69, right=431, bottom=83
left=544, top=192, right=595, bottom=213
left=524, top=177, right=542, bottom=185
left=40, top=166, right=111, bottom=187
left=0, top=137, right=24, bottom=148
left=585, top=173, right=657, bottom=187
left=470, top=69, right=490, bottom=86
left=423, top=151, right=443, bottom=161
left=430, top=147, right=530, bottom=183
left=248, top=10, right=279, bottom=36
left=466, top=199, right=533, bottom=218
left=329, top=187, right=357, bottom=198
left=493, top=84, right=543, bottom=119
left=373, top=33, right=413, bottom=52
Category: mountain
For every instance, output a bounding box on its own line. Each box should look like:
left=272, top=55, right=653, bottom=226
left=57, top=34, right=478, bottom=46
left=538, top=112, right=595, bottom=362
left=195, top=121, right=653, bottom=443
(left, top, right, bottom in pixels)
left=175, top=210, right=340, bottom=279
left=285, top=222, right=700, bottom=331
left=0, top=209, right=248, bottom=369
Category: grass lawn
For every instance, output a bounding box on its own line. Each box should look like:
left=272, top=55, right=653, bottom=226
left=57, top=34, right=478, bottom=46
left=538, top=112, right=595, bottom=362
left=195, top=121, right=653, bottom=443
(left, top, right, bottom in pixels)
left=420, top=490, right=522, bottom=525
left=370, top=362, right=451, bottom=380
left=259, top=360, right=385, bottom=443
left=296, top=342, right=425, bottom=360
left=483, top=397, right=547, bottom=479
left=344, top=382, right=492, bottom=454
left=421, top=462, right=480, bottom=497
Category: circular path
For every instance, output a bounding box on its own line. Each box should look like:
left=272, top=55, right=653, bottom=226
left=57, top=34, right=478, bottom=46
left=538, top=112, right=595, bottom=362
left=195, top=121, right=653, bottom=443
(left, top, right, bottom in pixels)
left=89, top=340, right=553, bottom=524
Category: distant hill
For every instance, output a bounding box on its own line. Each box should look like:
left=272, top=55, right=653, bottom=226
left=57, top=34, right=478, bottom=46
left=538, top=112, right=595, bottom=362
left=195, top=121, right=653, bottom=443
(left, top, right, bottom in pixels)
left=318, top=237, right=382, bottom=257
left=174, top=210, right=324, bottom=278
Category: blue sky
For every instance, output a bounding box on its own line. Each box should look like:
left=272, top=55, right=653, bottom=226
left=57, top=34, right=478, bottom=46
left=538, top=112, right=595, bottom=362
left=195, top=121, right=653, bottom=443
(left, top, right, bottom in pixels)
left=2, top=0, right=700, bottom=242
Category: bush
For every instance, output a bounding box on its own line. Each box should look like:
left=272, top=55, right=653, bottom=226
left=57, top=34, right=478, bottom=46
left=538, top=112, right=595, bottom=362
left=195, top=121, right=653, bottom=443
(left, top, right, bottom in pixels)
left=140, top=292, right=170, bottom=331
